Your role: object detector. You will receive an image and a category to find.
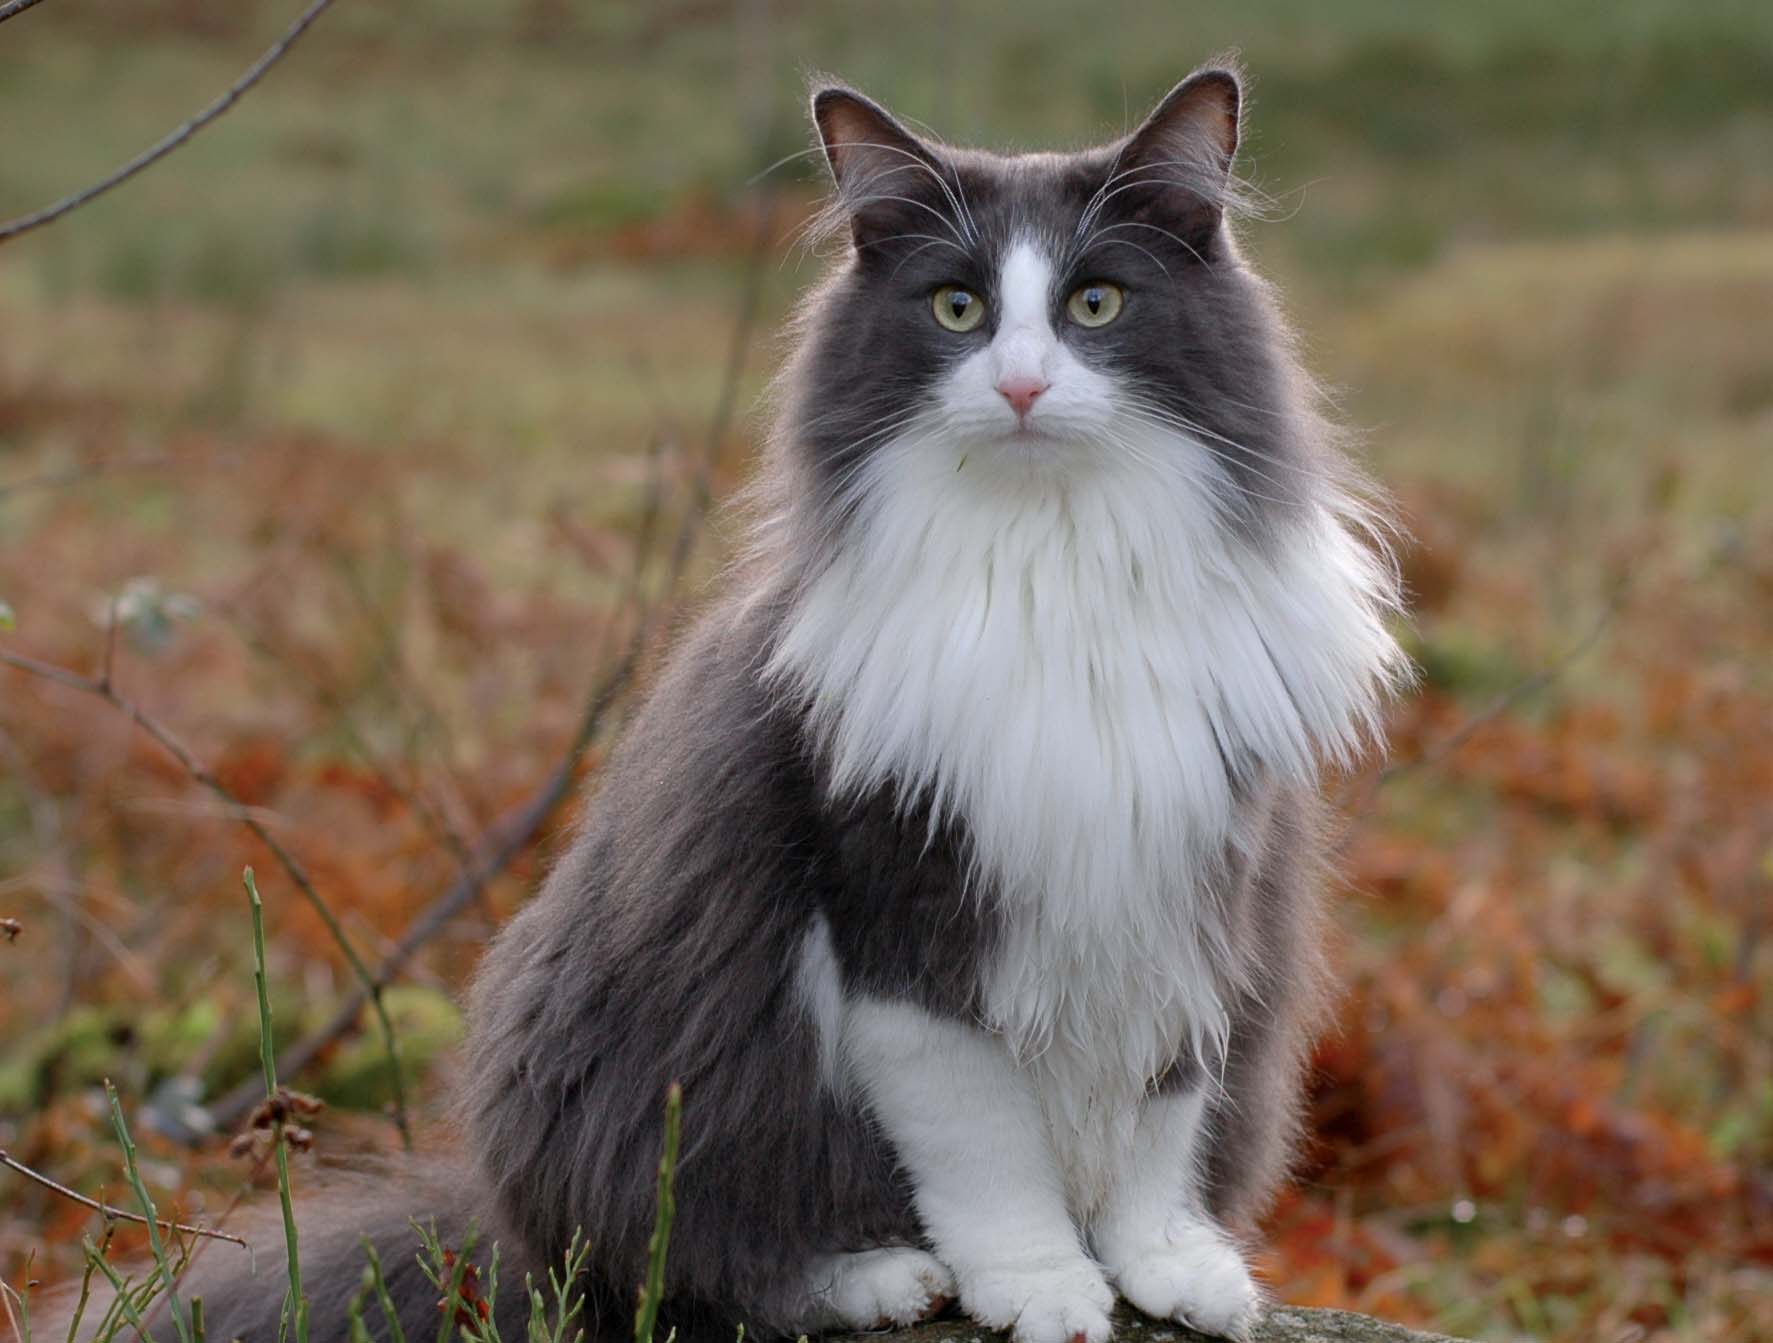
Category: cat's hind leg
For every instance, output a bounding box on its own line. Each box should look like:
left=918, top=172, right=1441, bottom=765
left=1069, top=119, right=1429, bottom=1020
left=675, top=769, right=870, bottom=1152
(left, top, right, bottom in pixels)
left=770, top=1247, right=956, bottom=1334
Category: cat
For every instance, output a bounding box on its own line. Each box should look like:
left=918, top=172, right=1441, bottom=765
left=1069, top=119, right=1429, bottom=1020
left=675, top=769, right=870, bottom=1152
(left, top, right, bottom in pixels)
left=58, top=62, right=1406, bottom=1343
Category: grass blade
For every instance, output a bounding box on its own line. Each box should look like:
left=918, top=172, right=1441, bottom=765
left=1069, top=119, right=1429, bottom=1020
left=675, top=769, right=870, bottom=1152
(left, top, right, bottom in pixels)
left=103, top=1081, right=192, bottom=1343
left=245, top=867, right=309, bottom=1343
left=358, top=1239, right=408, bottom=1343
left=632, top=1083, right=682, bottom=1343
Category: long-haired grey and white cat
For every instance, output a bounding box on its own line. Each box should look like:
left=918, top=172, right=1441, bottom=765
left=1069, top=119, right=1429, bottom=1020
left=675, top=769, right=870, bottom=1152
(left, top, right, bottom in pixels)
left=90, top=64, right=1408, bottom=1343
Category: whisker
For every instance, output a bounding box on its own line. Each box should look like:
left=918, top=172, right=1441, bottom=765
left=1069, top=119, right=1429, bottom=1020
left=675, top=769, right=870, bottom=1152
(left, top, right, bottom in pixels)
left=822, top=153, right=976, bottom=247
left=1075, top=155, right=1231, bottom=240
left=1116, top=406, right=1310, bottom=506
left=1091, top=428, right=1266, bottom=516
left=1074, top=219, right=1203, bottom=271
left=887, top=237, right=955, bottom=281
left=848, top=149, right=979, bottom=245
left=1074, top=141, right=1132, bottom=242
left=1121, top=400, right=1324, bottom=482
left=1075, top=235, right=1171, bottom=279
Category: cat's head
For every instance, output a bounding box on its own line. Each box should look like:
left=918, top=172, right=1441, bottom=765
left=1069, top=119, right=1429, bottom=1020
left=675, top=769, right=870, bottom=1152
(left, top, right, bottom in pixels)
left=776, top=65, right=1334, bottom=537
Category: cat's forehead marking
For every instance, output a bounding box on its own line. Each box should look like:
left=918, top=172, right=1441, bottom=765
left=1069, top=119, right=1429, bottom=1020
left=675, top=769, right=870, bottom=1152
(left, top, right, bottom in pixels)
left=997, top=238, right=1055, bottom=331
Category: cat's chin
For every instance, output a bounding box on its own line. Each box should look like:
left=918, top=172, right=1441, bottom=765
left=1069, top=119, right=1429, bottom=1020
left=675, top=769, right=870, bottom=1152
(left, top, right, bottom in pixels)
left=964, top=424, right=1097, bottom=471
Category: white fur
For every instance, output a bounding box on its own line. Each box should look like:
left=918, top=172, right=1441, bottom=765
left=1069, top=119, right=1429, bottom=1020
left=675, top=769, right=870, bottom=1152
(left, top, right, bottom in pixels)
left=939, top=240, right=1121, bottom=446
left=773, top=235, right=1402, bottom=1334
left=841, top=997, right=1115, bottom=1343
left=1093, top=1092, right=1261, bottom=1338
left=1109, top=1218, right=1260, bottom=1340
left=985, top=241, right=1063, bottom=397
left=775, top=1246, right=956, bottom=1333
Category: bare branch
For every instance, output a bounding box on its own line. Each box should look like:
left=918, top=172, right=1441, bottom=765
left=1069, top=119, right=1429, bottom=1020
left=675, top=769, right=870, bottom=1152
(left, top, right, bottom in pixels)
left=0, top=0, right=337, bottom=244
left=0, top=0, right=50, bottom=26
left=208, top=574, right=648, bottom=1127
left=0, top=1149, right=252, bottom=1256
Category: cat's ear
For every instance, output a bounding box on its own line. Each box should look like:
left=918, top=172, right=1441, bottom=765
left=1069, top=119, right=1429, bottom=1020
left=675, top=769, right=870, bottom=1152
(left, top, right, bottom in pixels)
left=811, top=84, right=947, bottom=250
left=1112, top=67, right=1242, bottom=245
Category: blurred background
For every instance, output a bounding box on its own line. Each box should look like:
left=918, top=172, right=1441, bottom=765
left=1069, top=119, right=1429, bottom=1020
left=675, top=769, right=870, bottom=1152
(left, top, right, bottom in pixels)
left=1, top=2, right=1769, bottom=1340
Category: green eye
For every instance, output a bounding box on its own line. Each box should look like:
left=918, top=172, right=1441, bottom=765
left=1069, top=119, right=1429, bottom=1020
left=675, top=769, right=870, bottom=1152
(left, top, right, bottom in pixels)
left=1066, top=282, right=1124, bottom=328
left=932, top=285, right=986, bottom=333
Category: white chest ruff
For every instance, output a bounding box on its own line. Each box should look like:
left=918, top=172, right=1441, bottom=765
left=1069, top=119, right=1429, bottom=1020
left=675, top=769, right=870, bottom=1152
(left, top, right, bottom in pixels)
left=768, top=426, right=1399, bottom=1203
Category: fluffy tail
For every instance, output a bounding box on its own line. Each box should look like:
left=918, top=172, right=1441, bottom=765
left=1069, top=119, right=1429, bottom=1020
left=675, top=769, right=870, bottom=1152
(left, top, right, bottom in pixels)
left=40, top=1156, right=561, bottom=1343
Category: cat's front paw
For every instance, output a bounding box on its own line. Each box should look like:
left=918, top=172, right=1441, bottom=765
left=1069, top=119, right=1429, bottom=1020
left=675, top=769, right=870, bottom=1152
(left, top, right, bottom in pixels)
left=800, top=1246, right=957, bottom=1330
left=1108, top=1221, right=1260, bottom=1341
left=960, top=1256, right=1115, bottom=1343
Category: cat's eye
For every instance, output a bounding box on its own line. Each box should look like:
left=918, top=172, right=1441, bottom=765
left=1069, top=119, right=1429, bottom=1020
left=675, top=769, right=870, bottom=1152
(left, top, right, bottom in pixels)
left=931, top=285, right=986, bottom=333
left=1066, top=282, right=1124, bottom=328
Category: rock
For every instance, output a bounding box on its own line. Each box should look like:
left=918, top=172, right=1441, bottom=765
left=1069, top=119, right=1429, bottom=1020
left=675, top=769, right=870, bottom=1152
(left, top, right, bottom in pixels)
left=839, top=1305, right=1467, bottom=1343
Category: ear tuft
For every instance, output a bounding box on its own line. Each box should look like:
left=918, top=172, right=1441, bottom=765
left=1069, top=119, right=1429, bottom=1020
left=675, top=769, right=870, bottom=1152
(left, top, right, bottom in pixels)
left=1108, top=67, right=1244, bottom=245
left=808, top=82, right=949, bottom=251
left=1142, top=68, right=1241, bottom=174
left=810, top=84, right=935, bottom=190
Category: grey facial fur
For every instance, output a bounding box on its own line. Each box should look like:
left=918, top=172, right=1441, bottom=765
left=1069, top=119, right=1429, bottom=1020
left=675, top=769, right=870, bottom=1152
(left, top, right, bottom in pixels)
left=52, top=64, right=1384, bottom=1343
left=768, top=68, right=1327, bottom=564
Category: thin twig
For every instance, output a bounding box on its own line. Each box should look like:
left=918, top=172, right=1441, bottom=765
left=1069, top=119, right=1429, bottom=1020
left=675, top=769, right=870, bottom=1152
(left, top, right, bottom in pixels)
left=0, top=1276, right=26, bottom=1343
left=331, top=556, right=475, bottom=817
left=0, top=0, right=337, bottom=243
left=61, top=1223, right=113, bottom=1343
left=0, top=1149, right=251, bottom=1254
left=214, top=606, right=481, bottom=884
left=207, top=632, right=643, bottom=1127
left=0, top=455, right=176, bottom=504
left=0, top=0, right=49, bottom=26
left=665, top=193, right=775, bottom=591
left=576, top=234, right=753, bottom=666
left=0, top=646, right=412, bottom=1146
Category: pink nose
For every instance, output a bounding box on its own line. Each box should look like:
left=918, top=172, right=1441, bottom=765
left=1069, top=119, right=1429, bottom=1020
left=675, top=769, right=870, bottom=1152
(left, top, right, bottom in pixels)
left=996, top=377, right=1049, bottom=418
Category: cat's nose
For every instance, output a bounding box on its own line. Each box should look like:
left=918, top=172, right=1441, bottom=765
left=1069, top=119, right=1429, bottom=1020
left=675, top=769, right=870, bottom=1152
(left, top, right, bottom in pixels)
left=996, top=377, right=1049, bottom=418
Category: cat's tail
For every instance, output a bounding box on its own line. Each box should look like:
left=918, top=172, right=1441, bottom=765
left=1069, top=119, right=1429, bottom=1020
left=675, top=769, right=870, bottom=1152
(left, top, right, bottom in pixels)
left=36, top=1154, right=564, bottom=1343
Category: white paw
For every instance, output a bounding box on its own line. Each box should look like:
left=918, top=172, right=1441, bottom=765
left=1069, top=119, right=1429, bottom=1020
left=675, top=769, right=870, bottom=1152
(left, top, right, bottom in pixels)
left=960, top=1256, right=1115, bottom=1343
left=803, top=1246, right=957, bottom=1330
left=1109, top=1221, right=1261, bottom=1340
